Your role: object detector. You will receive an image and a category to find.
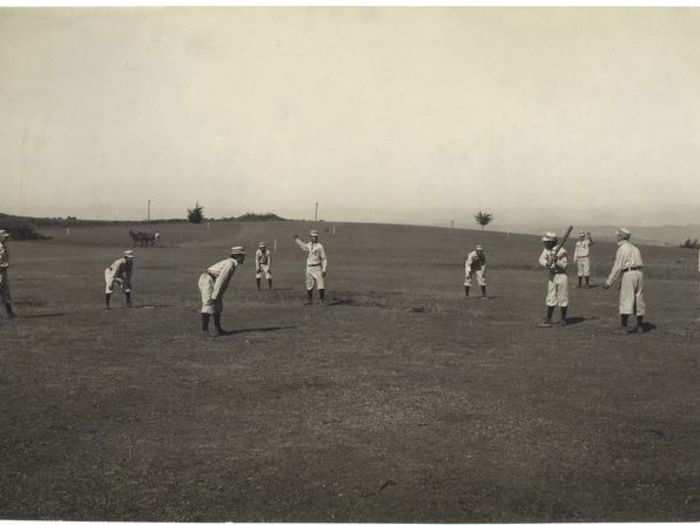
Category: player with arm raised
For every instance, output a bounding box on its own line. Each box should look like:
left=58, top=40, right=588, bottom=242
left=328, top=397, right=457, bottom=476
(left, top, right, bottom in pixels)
left=294, top=229, right=328, bottom=305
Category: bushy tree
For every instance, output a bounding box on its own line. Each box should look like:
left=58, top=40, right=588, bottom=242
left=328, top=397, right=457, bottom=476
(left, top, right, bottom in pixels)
left=474, top=211, right=493, bottom=230
left=187, top=201, right=205, bottom=224
left=680, top=238, right=699, bottom=249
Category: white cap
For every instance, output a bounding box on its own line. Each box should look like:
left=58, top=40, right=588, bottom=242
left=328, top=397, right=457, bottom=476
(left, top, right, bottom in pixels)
left=475, top=244, right=483, bottom=251
left=231, top=246, right=246, bottom=255
left=310, top=230, right=319, bottom=236
left=0, top=229, right=9, bottom=239
left=258, top=242, right=266, bottom=248
left=617, top=227, right=631, bottom=239
left=123, top=250, right=135, bottom=258
left=579, top=232, right=586, bottom=238
left=542, top=231, right=558, bottom=242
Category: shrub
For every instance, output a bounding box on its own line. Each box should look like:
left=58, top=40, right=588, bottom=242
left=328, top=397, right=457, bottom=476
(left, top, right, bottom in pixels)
left=187, top=202, right=205, bottom=224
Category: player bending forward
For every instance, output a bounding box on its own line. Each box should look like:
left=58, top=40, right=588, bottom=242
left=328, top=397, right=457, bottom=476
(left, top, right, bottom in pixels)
left=464, top=244, right=487, bottom=298
left=198, top=246, right=246, bottom=337
left=105, top=250, right=134, bottom=309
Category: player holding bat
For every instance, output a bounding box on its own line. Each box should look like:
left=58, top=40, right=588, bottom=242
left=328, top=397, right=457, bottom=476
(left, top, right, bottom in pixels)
left=538, top=226, right=573, bottom=327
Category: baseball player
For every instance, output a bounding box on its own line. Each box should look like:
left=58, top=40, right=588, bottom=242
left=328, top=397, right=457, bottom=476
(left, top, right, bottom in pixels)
left=255, top=242, right=272, bottom=290
left=104, top=250, right=134, bottom=309
left=294, top=229, right=328, bottom=305
left=603, top=228, right=645, bottom=334
left=573, top=232, right=594, bottom=288
left=198, top=246, right=246, bottom=336
left=538, top=232, right=569, bottom=327
left=0, top=230, right=15, bottom=320
left=464, top=244, right=487, bottom=298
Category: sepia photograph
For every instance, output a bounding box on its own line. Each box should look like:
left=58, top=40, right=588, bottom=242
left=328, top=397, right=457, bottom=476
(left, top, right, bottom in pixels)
left=2, top=5, right=700, bottom=522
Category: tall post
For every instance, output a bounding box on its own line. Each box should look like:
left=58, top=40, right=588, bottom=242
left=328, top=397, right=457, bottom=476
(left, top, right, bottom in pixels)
left=314, top=202, right=319, bottom=222
left=147, top=200, right=151, bottom=222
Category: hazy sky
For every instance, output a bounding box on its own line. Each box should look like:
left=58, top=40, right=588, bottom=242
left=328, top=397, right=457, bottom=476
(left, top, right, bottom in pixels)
left=2, top=8, right=700, bottom=225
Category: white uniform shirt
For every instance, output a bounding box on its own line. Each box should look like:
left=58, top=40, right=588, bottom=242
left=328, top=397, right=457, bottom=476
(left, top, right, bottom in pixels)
left=0, top=241, right=9, bottom=270
left=574, top=239, right=592, bottom=260
left=109, top=257, right=132, bottom=281
left=606, top=241, right=643, bottom=286
left=539, top=246, right=568, bottom=272
left=207, top=258, right=238, bottom=301
left=465, top=250, right=486, bottom=273
left=295, top=239, right=328, bottom=271
left=255, top=248, right=271, bottom=270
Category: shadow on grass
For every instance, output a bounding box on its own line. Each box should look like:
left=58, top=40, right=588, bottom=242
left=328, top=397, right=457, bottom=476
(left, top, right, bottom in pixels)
left=219, top=325, right=297, bottom=336
left=17, top=312, right=67, bottom=319
left=134, top=304, right=175, bottom=309
left=642, top=322, right=657, bottom=333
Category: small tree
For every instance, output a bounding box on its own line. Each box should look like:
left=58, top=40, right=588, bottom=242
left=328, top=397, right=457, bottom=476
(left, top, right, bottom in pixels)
left=187, top=201, right=205, bottom=224
left=474, top=210, right=493, bottom=230
left=680, top=238, right=699, bottom=249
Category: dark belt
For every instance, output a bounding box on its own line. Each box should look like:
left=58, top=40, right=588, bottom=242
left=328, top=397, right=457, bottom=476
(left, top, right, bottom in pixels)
left=622, top=266, right=642, bottom=273
left=206, top=272, right=217, bottom=279
left=307, top=263, right=322, bottom=267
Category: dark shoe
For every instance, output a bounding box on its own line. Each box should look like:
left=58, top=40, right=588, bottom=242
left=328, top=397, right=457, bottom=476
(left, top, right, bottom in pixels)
left=627, top=326, right=640, bottom=334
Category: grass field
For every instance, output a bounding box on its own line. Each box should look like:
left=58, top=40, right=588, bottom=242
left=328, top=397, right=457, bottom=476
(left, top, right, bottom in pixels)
left=2, top=220, right=700, bottom=522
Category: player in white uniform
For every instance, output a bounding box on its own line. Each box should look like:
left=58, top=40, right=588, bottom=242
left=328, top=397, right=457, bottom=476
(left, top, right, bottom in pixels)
left=294, top=230, right=328, bottom=305
left=538, top=232, right=569, bottom=327
left=104, top=250, right=134, bottom=309
left=198, top=246, right=246, bottom=336
left=464, top=244, right=487, bottom=298
left=573, top=232, right=594, bottom=288
left=603, top=228, right=646, bottom=334
left=0, top=230, right=15, bottom=320
left=255, top=242, right=272, bottom=290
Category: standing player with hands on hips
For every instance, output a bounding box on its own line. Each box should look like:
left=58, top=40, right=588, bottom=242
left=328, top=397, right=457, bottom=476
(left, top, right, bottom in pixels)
left=294, top=229, right=328, bottom=305
left=573, top=232, right=594, bottom=288
left=255, top=242, right=273, bottom=290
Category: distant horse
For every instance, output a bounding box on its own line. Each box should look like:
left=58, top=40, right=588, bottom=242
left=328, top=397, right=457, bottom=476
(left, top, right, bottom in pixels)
left=128, top=230, right=160, bottom=247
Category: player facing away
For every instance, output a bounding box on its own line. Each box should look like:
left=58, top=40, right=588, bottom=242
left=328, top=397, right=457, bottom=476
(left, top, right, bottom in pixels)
left=198, top=246, right=246, bottom=337
left=294, top=229, right=328, bottom=305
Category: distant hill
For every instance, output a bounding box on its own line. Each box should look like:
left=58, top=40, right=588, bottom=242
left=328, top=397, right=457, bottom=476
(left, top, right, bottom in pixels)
left=0, top=212, right=287, bottom=227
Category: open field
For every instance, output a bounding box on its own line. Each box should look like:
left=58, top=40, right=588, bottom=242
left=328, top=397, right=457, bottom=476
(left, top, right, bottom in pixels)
left=2, top=220, right=700, bottom=522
